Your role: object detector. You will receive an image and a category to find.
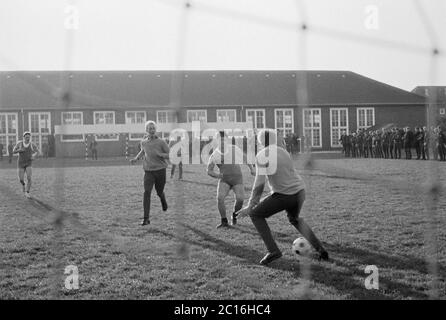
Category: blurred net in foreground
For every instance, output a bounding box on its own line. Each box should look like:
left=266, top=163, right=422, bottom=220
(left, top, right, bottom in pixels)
left=0, top=0, right=444, bottom=299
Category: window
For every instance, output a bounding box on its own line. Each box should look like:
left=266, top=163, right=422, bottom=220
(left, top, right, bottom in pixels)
left=157, top=110, right=177, bottom=124
left=275, top=109, right=294, bottom=137
left=0, top=113, right=18, bottom=155
left=303, top=109, right=322, bottom=148
left=94, top=111, right=118, bottom=141
left=187, top=110, right=207, bottom=123
left=246, top=109, right=265, bottom=129
left=357, top=108, right=375, bottom=130
left=217, top=109, right=236, bottom=122
left=29, top=112, right=51, bottom=150
left=126, top=111, right=146, bottom=140
left=330, top=108, right=348, bottom=147
left=61, top=112, right=84, bottom=142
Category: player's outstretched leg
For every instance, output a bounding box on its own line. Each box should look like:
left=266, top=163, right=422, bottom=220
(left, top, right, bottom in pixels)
left=249, top=195, right=284, bottom=265
left=286, top=190, right=329, bottom=261
left=293, top=218, right=328, bottom=261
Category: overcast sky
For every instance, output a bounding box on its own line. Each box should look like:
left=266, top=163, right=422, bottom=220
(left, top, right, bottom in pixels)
left=1, top=0, right=445, bottom=91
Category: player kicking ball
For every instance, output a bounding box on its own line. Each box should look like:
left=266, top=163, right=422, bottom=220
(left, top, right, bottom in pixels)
left=207, top=131, right=255, bottom=228
left=236, top=129, right=329, bottom=265
left=13, top=132, right=40, bottom=198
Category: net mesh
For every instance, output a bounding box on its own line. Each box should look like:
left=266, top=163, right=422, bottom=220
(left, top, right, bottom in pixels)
left=0, top=0, right=444, bottom=299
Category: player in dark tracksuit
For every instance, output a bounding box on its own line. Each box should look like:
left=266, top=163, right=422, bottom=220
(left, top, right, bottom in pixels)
left=131, top=121, right=170, bottom=226
left=13, top=132, right=40, bottom=197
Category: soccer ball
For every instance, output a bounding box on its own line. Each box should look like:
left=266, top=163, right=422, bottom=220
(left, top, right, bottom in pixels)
left=292, top=237, right=312, bottom=256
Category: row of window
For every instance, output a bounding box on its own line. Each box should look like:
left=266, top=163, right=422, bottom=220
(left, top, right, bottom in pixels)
left=1, top=108, right=380, bottom=151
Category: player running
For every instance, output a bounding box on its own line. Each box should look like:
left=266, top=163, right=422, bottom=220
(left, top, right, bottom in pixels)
left=13, top=132, right=40, bottom=198
left=236, top=129, right=329, bottom=265
left=207, top=131, right=255, bottom=228
left=130, top=121, right=170, bottom=226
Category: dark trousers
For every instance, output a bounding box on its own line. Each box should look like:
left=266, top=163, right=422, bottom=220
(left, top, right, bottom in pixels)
left=404, top=143, right=412, bottom=159
left=143, top=169, right=167, bottom=220
left=250, top=190, right=324, bottom=254
left=415, top=142, right=421, bottom=159
left=422, top=143, right=428, bottom=160
left=171, top=162, right=183, bottom=179
left=345, top=145, right=351, bottom=157
left=394, top=142, right=402, bottom=159
left=91, top=149, right=98, bottom=160
left=9, top=154, right=13, bottom=163
left=439, top=144, right=446, bottom=161
left=383, top=144, right=389, bottom=159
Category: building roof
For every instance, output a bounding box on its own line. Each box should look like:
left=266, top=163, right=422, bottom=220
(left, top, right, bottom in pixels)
left=0, top=70, right=426, bottom=110
left=412, top=86, right=446, bottom=102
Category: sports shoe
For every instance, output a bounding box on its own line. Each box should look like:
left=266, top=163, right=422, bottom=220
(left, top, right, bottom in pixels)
left=317, top=250, right=329, bottom=261
left=161, top=200, right=168, bottom=211
left=141, top=219, right=150, bottom=226
left=216, top=220, right=230, bottom=229
left=25, top=192, right=31, bottom=199
left=260, top=251, right=282, bottom=265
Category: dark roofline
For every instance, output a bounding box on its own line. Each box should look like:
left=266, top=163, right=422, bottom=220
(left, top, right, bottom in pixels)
left=1, top=70, right=427, bottom=108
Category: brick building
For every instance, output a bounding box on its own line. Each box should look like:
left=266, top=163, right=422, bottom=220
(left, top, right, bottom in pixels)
left=0, top=70, right=429, bottom=157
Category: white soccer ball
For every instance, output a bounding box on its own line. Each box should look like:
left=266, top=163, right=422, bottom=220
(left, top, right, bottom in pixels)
left=292, top=237, right=312, bottom=256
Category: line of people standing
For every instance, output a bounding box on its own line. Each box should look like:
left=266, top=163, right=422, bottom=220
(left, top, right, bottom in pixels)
left=340, top=126, right=446, bottom=161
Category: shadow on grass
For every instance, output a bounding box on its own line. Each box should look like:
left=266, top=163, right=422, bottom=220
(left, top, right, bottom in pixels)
left=326, top=243, right=446, bottom=286
left=149, top=224, right=430, bottom=299
left=234, top=219, right=445, bottom=282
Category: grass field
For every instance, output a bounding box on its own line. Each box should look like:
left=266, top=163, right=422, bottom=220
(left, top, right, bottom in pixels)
left=0, top=156, right=445, bottom=300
